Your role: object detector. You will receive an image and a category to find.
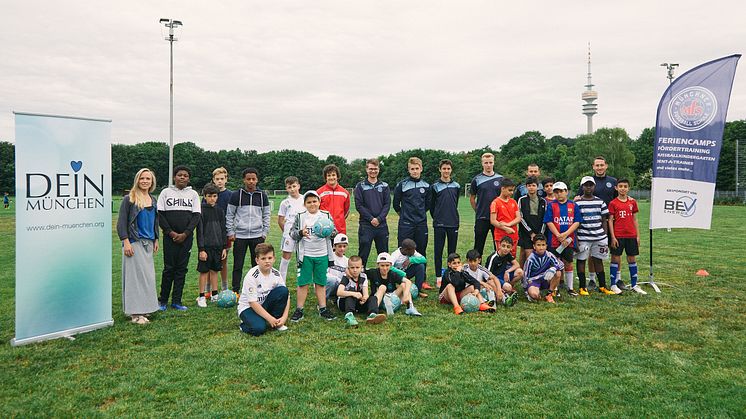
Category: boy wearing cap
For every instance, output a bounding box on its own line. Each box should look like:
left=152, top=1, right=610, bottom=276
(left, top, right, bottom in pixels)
left=366, top=252, right=422, bottom=317
left=289, top=190, right=337, bottom=322
left=325, top=233, right=350, bottom=304
left=575, top=176, right=614, bottom=296
left=543, top=181, right=583, bottom=296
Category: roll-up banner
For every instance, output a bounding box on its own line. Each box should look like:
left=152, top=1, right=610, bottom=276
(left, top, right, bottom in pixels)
left=650, top=55, right=740, bottom=229
left=12, top=112, right=112, bottom=346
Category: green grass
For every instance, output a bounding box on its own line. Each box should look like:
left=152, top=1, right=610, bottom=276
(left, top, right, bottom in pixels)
left=0, top=197, right=745, bottom=417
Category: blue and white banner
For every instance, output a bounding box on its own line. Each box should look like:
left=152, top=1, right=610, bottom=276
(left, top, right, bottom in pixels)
left=13, top=112, right=112, bottom=346
left=650, top=55, right=740, bottom=229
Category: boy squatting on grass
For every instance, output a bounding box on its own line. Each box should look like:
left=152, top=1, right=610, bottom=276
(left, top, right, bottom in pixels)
left=289, top=190, right=337, bottom=322
left=237, top=243, right=290, bottom=336
left=462, top=249, right=503, bottom=305
left=195, top=183, right=228, bottom=307
left=366, top=252, right=422, bottom=316
left=481, top=237, right=523, bottom=306
left=335, top=255, right=387, bottom=327
left=608, top=178, right=646, bottom=295
left=522, top=234, right=563, bottom=303
left=439, top=252, right=496, bottom=315
left=277, top=176, right=305, bottom=281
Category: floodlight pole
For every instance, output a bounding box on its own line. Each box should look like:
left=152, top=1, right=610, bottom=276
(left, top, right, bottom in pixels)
left=160, top=18, right=182, bottom=186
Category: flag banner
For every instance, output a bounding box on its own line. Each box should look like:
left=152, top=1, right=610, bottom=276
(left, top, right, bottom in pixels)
left=651, top=55, right=740, bottom=229
left=12, top=112, right=112, bottom=346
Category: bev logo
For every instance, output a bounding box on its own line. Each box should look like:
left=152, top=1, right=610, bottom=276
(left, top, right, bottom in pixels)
left=25, top=160, right=105, bottom=211
left=667, top=86, right=718, bottom=132
left=663, top=196, right=697, bottom=218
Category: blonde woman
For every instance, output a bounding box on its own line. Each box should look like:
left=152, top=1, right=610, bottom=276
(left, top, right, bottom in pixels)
left=116, top=169, right=160, bottom=324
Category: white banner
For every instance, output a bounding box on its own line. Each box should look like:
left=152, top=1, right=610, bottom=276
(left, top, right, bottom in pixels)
left=13, top=112, right=112, bottom=346
left=649, top=177, right=715, bottom=229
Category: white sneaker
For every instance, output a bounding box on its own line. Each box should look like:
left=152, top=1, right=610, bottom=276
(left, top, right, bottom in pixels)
left=196, top=296, right=207, bottom=308
left=276, top=325, right=288, bottom=331
left=210, top=294, right=219, bottom=302
left=632, top=285, right=648, bottom=295
left=383, top=296, right=395, bottom=316
left=405, top=306, right=422, bottom=317
left=610, top=285, right=623, bottom=294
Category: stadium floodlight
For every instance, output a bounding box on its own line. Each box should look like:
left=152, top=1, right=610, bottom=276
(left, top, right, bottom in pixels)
left=159, top=18, right=183, bottom=186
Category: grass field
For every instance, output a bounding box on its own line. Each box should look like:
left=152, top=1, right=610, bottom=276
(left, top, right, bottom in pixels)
left=1, top=196, right=745, bottom=417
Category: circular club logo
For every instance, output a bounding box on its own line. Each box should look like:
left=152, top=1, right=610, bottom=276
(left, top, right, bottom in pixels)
left=667, top=86, right=718, bottom=132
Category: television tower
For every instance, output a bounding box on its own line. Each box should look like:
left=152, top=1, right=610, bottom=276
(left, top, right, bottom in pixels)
left=581, top=43, right=598, bottom=134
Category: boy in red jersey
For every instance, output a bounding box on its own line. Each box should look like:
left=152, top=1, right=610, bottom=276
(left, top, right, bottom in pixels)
left=608, top=179, right=645, bottom=294
left=317, top=164, right=351, bottom=234
left=489, top=178, right=521, bottom=257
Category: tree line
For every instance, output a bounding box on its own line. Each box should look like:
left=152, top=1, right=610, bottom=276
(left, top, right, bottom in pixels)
left=1, top=120, right=744, bottom=195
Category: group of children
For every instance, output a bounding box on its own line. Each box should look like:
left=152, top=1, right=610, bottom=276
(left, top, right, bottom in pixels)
left=150, top=154, right=644, bottom=337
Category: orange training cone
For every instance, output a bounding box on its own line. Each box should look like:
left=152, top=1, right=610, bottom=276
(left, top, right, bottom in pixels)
left=696, top=269, right=710, bottom=276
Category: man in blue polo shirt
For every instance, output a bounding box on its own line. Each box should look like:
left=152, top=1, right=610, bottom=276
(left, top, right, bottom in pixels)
left=354, top=158, right=390, bottom=267
left=470, top=152, right=503, bottom=256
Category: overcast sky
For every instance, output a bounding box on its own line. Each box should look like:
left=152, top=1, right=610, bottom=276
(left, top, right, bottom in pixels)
left=2, top=1, right=745, bottom=160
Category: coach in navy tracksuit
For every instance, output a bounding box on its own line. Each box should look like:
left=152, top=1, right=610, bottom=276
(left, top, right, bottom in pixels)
left=430, top=159, right=461, bottom=282
left=354, top=158, right=390, bottom=267
left=393, top=157, right=431, bottom=255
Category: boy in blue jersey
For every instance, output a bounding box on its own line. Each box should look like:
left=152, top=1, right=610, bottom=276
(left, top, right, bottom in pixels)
left=430, top=159, right=460, bottom=287
left=470, top=152, right=503, bottom=256
left=522, top=234, right=563, bottom=303
left=543, top=181, right=583, bottom=296
left=354, top=158, right=390, bottom=267
left=393, top=157, right=431, bottom=260
left=574, top=177, right=614, bottom=296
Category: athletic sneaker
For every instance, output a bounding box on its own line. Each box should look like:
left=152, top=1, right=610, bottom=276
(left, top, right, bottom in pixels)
left=344, top=312, right=359, bottom=328
left=616, top=279, right=627, bottom=289
left=210, top=294, right=219, bottom=303
left=290, top=308, right=304, bottom=322
left=588, top=279, right=597, bottom=290
left=610, top=285, right=623, bottom=294
left=599, top=287, right=615, bottom=295
left=486, top=299, right=496, bottom=307
left=567, top=289, right=579, bottom=297
left=545, top=294, right=556, bottom=304
left=478, top=303, right=496, bottom=313
left=578, top=288, right=590, bottom=296
left=276, top=325, right=289, bottom=331
left=366, top=313, right=386, bottom=324
left=632, top=285, right=648, bottom=295
left=405, top=306, right=422, bottom=316
left=159, top=303, right=167, bottom=311
left=453, top=306, right=465, bottom=315
left=319, top=307, right=336, bottom=320
left=196, top=296, right=207, bottom=308
left=505, top=292, right=518, bottom=307
left=171, top=304, right=188, bottom=311
left=421, top=282, right=433, bottom=290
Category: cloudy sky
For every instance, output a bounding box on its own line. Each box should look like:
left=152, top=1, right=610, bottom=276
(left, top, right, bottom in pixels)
left=2, top=1, right=745, bottom=159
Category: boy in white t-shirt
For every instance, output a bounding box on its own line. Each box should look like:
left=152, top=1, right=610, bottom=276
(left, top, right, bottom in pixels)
left=277, top=176, right=305, bottom=281
left=326, top=233, right=349, bottom=304
left=237, top=243, right=290, bottom=336
left=463, top=249, right=502, bottom=306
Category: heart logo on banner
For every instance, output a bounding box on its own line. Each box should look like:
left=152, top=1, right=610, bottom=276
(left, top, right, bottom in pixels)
left=70, top=161, right=83, bottom=172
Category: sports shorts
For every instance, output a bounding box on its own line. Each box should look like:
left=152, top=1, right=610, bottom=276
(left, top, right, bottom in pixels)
left=527, top=278, right=551, bottom=290
left=575, top=240, right=610, bottom=261
left=297, top=255, right=328, bottom=287
left=197, top=248, right=224, bottom=273
left=549, top=246, right=574, bottom=262
left=496, top=267, right=515, bottom=286
left=439, top=289, right=467, bottom=304
left=611, top=237, right=639, bottom=257
left=281, top=235, right=295, bottom=253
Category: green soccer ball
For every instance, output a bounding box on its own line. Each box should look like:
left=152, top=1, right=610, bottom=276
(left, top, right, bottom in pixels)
left=409, top=283, right=419, bottom=300
left=217, top=290, right=238, bottom=308
left=382, top=293, right=401, bottom=312
left=460, top=294, right=480, bottom=313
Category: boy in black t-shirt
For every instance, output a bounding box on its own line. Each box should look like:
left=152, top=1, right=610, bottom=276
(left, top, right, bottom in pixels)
left=438, top=253, right=496, bottom=315
left=366, top=252, right=422, bottom=316
left=337, top=256, right=386, bottom=327
left=484, top=236, right=524, bottom=300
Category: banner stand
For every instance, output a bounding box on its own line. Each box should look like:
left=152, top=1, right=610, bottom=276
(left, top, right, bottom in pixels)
left=11, top=320, right=113, bottom=347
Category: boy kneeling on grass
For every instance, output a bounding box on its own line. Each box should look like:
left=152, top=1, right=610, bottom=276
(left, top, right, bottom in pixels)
left=238, top=243, right=290, bottom=336
left=336, top=255, right=386, bottom=327
left=522, top=234, right=563, bottom=304
left=366, top=252, right=422, bottom=317
left=439, top=253, right=496, bottom=315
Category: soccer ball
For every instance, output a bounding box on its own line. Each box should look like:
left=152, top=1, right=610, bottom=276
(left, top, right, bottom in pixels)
left=409, top=283, right=419, bottom=300
left=312, top=217, right=335, bottom=238
left=383, top=293, right=401, bottom=312
left=480, top=288, right=489, bottom=301
left=217, top=290, right=238, bottom=308
left=460, top=294, right=480, bottom=313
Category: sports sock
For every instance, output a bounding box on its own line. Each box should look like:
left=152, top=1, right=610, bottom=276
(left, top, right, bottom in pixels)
left=596, top=271, right=606, bottom=288
left=629, top=263, right=638, bottom=287
left=610, top=263, right=619, bottom=286
left=221, top=279, right=228, bottom=291
left=577, top=271, right=586, bottom=289
left=199, top=292, right=205, bottom=298
left=589, top=272, right=597, bottom=284
left=565, top=271, right=574, bottom=290
left=211, top=289, right=218, bottom=296
left=279, top=257, right=290, bottom=280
